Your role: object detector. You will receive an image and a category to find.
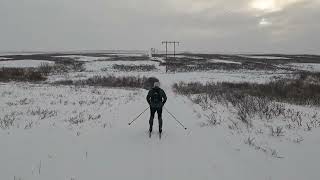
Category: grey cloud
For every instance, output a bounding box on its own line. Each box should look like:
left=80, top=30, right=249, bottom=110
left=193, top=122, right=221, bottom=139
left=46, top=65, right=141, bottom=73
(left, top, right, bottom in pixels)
left=0, top=0, right=319, bottom=53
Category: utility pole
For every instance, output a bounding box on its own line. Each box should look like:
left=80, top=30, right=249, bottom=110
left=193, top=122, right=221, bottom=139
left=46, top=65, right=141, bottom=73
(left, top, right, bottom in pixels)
left=162, top=41, right=180, bottom=73
left=173, top=42, right=180, bottom=57
left=162, top=41, right=180, bottom=59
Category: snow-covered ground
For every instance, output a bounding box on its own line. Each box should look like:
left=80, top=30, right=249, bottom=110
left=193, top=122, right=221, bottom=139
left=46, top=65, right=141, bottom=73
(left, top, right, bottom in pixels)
left=1, top=81, right=319, bottom=180
left=0, top=52, right=43, bottom=56
left=288, top=63, right=320, bottom=72
left=239, top=55, right=291, bottom=59
left=168, top=55, right=203, bottom=59
left=209, top=59, right=242, bottom=64
left=55, top=55, right=105, bottom=62
left=0, top=60, right=54, bottom=68
left=104, top=53, right=147, bottom=57
left=1, top=54, right=320, bottom=180
left=0, top=57, right=12, bottom=60
left=53, top=68, right=288, bottom=85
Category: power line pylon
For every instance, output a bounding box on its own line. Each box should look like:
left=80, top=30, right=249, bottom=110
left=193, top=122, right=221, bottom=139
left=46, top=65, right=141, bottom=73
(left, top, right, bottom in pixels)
left=161, top=41, right=180, bottom=60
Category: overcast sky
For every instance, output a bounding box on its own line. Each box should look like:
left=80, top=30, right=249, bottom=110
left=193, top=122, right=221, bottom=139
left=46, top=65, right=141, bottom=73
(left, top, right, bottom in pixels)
left=0, top=0, right=319, bottom=53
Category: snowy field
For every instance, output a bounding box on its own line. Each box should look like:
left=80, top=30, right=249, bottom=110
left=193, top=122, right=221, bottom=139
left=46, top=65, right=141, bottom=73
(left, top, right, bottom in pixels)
left=1, top=53, right=320, bottom=180
left=54, top=55, right=104, bottom=62
left=209, top=59, right=242, bottom=64
left=288, top=63, right=320, bottom=72
left=0, top=60, right=54, bottom=68
left=238, top=55, right=291, bottom=59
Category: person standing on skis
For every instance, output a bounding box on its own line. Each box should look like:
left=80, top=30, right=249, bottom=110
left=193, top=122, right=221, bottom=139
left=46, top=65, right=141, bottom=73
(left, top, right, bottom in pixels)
left=146, top=81, right=167, bottom=134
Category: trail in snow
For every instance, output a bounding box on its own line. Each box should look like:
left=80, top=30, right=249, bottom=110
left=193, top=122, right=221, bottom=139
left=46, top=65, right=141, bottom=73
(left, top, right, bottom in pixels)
left=108, top=79, right=263, bottom=180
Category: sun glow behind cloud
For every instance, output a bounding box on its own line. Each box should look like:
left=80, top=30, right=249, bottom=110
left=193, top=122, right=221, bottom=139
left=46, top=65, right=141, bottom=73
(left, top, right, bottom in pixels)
left=250, top=0, right=303, bottom=12
left=251, top=0, right=279, bottom=11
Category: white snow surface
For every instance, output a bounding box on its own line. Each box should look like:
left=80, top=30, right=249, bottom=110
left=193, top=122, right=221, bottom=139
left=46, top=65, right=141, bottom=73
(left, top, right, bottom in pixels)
left=289, top=63, right=320, bottom=72
left=1, top=57, right=320, bottom=180
left=168, top=55, right=203, bottom=59
left=55, top=55, right=106, bottom=62
left=0, top=60, right=54, bottom=68
left=0, top=57, right=12, bottom=60
left=209, top=59, right=242, bottom=64
left=0, top=52, right=43, bottom=56
left=239, top=55, right=290, bottom=59
left=104, top=53, right=147, bottom=57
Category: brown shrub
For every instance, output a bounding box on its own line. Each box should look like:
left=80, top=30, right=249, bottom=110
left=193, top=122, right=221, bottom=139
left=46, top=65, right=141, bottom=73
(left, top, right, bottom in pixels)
left=0, top=68, right=47, bottom=82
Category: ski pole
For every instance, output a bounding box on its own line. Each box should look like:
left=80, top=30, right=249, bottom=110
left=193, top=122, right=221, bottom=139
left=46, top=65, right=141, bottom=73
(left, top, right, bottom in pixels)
left=128, top=107, right=149, bottom=126
left=164, top=107, right=187, bottom=130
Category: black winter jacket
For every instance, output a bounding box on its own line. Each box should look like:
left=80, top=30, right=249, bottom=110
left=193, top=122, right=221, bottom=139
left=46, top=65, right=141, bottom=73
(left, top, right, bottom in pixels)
left=146, top=87, right=167, bottom=108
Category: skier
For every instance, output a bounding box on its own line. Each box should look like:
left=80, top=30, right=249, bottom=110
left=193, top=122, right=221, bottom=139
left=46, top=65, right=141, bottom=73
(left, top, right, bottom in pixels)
left=146, top=81, right=167, bottom=136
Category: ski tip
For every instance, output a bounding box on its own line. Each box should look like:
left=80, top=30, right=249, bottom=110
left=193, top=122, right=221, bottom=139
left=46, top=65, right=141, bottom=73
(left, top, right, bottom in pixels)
left=128, top=123, right=131, bottom=125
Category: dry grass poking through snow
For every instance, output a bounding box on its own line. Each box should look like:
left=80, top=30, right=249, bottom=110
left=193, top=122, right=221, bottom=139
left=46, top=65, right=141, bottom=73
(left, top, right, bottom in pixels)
left=173, top=71, right=320, bottom=157
left=0, top=84, right=140, bottom=130
left=38, top=60, right=85, bottom=75
left=53, top=75, right=159, bottom=90
left=173, top=71, right=320, bottom=106
left=173, top=72, right=320, bottom=129
left=0, top=58, right=86, bottom=82
left=160, top=57, right=278, bottom=72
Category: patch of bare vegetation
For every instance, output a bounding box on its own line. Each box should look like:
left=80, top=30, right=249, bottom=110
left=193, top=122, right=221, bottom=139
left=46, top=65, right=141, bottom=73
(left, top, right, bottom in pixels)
left=53, top=75, right=158, bottom=89
left=38, top=61, right=85, bottom=75
left=161, top=57, right=278, bottom=72
left=0, top=57, right=85, bottom=82
left=155, top=54, right=320, bottom=72
left=173, top=72, right=320, bottom=106
left=66, top=112, right=102, bottom=125
left=107, top=56, right=149, bottom=61
left=0, top=111, right=23, bottom=129
left=0, top=67, right=47, bottom=82
left=244, top=136, right=283, bottom=158
left=0, top=113, right=16, bottom=129
left=28, top=107, right=58, bottom=120
left=158, top=53, right=320, bottom=64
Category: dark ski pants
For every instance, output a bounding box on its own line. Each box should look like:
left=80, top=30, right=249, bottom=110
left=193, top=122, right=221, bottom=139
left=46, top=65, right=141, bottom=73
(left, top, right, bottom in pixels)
left=149, top=107, right=163, bottom=132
